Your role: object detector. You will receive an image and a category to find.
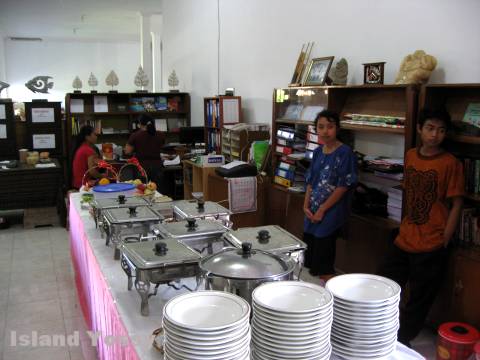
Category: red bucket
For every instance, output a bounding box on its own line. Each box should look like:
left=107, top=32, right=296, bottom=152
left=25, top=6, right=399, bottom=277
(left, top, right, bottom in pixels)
left=437, top=322, right=479, bottom=360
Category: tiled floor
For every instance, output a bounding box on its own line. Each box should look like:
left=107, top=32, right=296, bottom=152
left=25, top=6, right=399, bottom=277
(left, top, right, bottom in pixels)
left=0, top=225, right=97, bottom=360
left=0, top=225, right=438, bottom=360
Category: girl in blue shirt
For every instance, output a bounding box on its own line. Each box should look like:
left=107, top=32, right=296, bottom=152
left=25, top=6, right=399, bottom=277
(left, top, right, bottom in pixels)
left=303, top=110, right=358, bottom=282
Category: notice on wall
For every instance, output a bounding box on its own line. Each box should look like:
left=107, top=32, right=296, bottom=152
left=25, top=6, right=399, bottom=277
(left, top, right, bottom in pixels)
left=222, top=99, right=239, bottom=123
left=70, top=99, right=85, bottom=113
left=0, top=124, right=6, bottom=139
left=32, top=108, right=55, bottom=123
left=0, top=105, right=6, bottom=120
left=33, top=134, right=55, bottom=149
left=94, top=96, right=108, bottom=112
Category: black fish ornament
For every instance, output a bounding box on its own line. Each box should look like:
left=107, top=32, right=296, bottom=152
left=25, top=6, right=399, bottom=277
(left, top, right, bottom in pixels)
left=0, top=81, right=9, bottom=94
left=25, top=76, right=54, bottom=93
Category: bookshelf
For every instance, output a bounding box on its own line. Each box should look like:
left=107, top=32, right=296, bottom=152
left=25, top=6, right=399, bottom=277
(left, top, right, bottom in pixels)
left=203, top=96, right=242, bottom=153
left=65, top=92, right=190, bottom=183
left=221, top=125, right=269, bottom=162
left=0, top=99, right=16, bottom=160
left=419, top=83, right=480, bottom=329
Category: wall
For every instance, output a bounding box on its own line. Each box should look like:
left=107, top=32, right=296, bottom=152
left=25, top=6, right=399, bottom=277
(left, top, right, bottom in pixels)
left=5, top=38, right=141, bottom=104
left=162, top=0, right=480, bottom=129
left=0, top=33, right=6, bottom=86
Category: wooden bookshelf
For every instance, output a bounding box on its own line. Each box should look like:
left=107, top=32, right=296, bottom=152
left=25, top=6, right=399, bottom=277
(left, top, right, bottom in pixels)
left=340, top=123, right=405, bottom=134
left=0, top=99, right=16, bottom=160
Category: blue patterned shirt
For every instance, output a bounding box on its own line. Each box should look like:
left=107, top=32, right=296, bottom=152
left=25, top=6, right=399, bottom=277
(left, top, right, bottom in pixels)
left=304, top=144, right=358, bottom=237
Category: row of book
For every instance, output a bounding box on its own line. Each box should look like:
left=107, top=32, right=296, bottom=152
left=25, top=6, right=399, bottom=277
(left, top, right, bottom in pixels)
left=206, top=129, right=221, bottom=154
left=206, top=99, right=221, bottom=128
left=456, top=207, right=480, bottom=247
left=72, top=118, right=101, bottom=136
left=462, top=158, right=480, bottom=194
left=341, top=113, right=405, bottom=129
left=130, top=96, right=181, bottom=112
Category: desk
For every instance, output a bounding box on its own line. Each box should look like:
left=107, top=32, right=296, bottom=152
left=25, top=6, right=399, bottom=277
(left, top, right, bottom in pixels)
left=0, top=159, right=62, bottom=210
left=69, top=193, right=423, bottom=360
left=182, top=160, right=217, bottom=200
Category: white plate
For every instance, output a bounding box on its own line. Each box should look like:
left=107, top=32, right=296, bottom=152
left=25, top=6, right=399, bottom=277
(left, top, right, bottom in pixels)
left=253, top=327, right=330, bottom=348
left=166, top=331, right=250, bottom=356
left=333, top=311, right=399, bottom=326
left=253, top=302, right=333, bottom=321
left=253, top=320, right=331, bottom=341
left=165, top=340, right=249, bottom=360
left=332, top=318, right=399, bottom=333
left=332, top=334, right=397, bottom=350
left=164, top=291, right=250, bottom=330
left=253, top=281, right=333, bottom=313
left=253, top=337, right=331, bottom=358
left=163, top=316, right=249, bottom=338
left=252, top=317, right=331, bottom=338
left=254, top=311, right=332, bottom=329
left=332, top=324, right=398, bottom=342
left=333, top=303, right=399, bottom=317
left=331, top=332, right=396, bottom=346
left=326, top=274, right=401, bottom=303
left=332, top=341, right=396, bottom=359
left=253, top=343, right=331, bottom=360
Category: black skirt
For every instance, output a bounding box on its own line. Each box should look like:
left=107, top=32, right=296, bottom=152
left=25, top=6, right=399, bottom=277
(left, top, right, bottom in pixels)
left=303, top=231, right=338, bottom=276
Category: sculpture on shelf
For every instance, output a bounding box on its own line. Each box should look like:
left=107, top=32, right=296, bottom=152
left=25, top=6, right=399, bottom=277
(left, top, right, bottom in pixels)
left=0, top=81, right=10, bottom=95
left=168, top=70, right=179, bottom=92
left=105, top=70, right=119, bottom=91
left=134, top=66, right=149, bottom=91
left=88, top=73, right=98, bottom=92
left=328, top=58, right=348, bottom=85
left=25, top=76, right=54, bottom=93
left=72, top=76, right=82, bottom=92
left=395, top=50, right=437, bottom=84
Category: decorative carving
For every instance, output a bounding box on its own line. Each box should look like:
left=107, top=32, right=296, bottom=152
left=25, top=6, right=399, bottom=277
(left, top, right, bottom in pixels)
left=395, top=50, right=437, bottom=84
left=328, top=58, right=348, bottom=85
left=168, top=70, right=179, bottom=90
left=0, top=81, right=10, bottom=95
left=72, top=76, right=82, bottom=91
left=105, top=70, right=119, bottom=90
left=88, top=73, right=98, bottom=90
left=25, top=76, right=54, bottom=93
left=134, top=66, right=149, bottom=89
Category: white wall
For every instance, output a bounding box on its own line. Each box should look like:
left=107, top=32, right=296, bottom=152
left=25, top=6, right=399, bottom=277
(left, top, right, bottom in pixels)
left=162, top=0, right=480, bottom=127
left=0, top=33, right=6, bottom=87
left=5, top=38, right=141, bottom=104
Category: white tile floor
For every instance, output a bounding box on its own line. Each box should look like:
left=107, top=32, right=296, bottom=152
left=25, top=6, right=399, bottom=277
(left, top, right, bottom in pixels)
left=0, top=224, right=438, bottom=360
left=0, top=225, right=98, bottom=360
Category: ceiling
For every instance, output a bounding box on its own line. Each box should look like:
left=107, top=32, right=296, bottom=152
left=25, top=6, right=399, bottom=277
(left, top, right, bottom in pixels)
left=0, top=0, right=163, bottom=41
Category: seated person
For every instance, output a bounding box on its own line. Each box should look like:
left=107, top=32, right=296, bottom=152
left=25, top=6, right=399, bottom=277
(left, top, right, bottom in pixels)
left=71, top=125, right=104, bottom=189
left=124, top=114, right=165, bottom=191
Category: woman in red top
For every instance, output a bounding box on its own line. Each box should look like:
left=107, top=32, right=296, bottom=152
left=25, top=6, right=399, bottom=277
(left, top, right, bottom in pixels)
left=71, top=125, right=103, bottom=189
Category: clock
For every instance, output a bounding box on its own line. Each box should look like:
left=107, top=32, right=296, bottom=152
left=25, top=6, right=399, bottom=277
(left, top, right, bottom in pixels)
left=363, top=62, right=386, bottom=84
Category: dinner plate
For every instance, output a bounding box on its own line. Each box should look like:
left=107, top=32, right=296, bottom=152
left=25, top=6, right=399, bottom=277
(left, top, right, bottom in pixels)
left=326, top=274, right=401, bottom=303
left=332, top=319, right=399, bottom=335
left=331, top=331, right=396, bottom=346
left=165, top=340, right=249, bottom=360
left=166, top=332, right=250, bottom=356
left=332, top=341, right=396, bottom=359
left=254, top=311, right=332, bottom=329
left=253, top=319, right=331, bottom=341
left=332, top=323, right=398, bottom=340
left=252, top=337, right=330, bottom=358
left=333, top=311, right=399, bottom=326
left=163, top=316, right=249, bottom=338
left=252, top=281, right=333, bottom=313
left=253, top=344, right=331, bottom=360
left=253, top=317, right=331, bottom=337
left=253, top=327, right=330, bottom=348
left=333, top=303, right=399, bottom=317
left=164, top=291, right=250, bottom=330
left=164, top=323, right=250, bottom=347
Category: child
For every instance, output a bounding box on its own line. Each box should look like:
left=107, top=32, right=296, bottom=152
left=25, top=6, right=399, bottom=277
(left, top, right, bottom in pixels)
left=303, top=110, right=358, bottom=283
left=379, top=108, right=464, bottom=346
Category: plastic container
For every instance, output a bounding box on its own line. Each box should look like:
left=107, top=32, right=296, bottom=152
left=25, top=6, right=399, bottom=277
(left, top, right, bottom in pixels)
left=437, top=322, right=480, bottom=360
left=92, top=183, right=136, bottom=200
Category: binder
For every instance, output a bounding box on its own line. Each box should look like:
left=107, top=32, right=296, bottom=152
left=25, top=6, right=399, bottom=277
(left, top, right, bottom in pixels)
left=274, top=176, right=292, bottom=187
left=275, top=168, right=295, bottom=181
left=276, top=145, right=293, bottom=155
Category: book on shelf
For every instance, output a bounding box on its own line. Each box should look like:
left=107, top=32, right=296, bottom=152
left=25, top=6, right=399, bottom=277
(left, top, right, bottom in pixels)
left=168, top=97, right=181, bottom=112
left=306, top=142, right=319, bottom=151
left=276, top=127, right=295, bottom=140
left=305, top=150, right=314, bottom=160
left=274, top=175, right=292, bottom=187
left=155, top=119, right=168, bottom=132
left=283, top=104, right=304, bottom=120
left=342, top=113, right=405, bottom=128
left=306, top=132, right=324, bottom=144
left=130, top=97, right=144, bottom=112
left=278, top=161, right=295, bottom=172
left=462, top=158, right=480, bottom=194
left=142, top=97, right=156, bottom=112
left=155, top=96, right=168, bottom=111
left=456, top=207, right=480, bottom=247
left=276, top=145, right=293, bottom=155
left=275, top=168, right=295, bottom=182
left=462, top=103, right=480, bottom=129
left=300, top=106, right=324, bottom=122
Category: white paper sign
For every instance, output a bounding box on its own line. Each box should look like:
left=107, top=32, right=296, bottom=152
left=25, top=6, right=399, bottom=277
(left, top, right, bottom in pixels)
left=94, top=96, right=108, bottom=112
left=33, top=134, right=55, bottom=149
left=32, top=108, right=55, bottom=123
left=0, top=124, right=6, bottom=139
left=0, top=105, right=5, bottom=120
left=70, top=99, right=85, bottom=113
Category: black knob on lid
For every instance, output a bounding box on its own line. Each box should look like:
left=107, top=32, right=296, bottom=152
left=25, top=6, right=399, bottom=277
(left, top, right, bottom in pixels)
left=257, top=230, right=270, bottom=244
left=241, top=242, right=252, bottom=257
left=197, top=198, right=205, bottom=211
left=118, top=195, right=126, bottom=204
left=128, top=206, right=137, bottom=216
left=155, top=242, right=168, bottom=256
left=186, top=218, right=197, bottom=230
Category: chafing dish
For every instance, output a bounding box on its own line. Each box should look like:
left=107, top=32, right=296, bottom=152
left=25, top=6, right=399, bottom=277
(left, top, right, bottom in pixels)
left=102, top=206, right=163, bottom=260
left=154, top=218, right=229, bottom=255
left=91, top=195, right=150, bottom=230
left=173, top=199, right=232, bottom=227
left=120, top=239, right=202, bottom=316
left=223, top=225, right=307, bottom=277
left=149, top=199, right=174, bottom=221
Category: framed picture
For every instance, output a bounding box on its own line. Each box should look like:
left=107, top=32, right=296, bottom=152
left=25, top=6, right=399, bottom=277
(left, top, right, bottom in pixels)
left=363, top=62, right=386, bottom=84
left=303, top=56, right=334, bottom=86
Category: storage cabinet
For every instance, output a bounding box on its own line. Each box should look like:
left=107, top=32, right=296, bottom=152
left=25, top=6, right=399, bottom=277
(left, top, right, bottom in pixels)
left=0, top=99, right=16, bottom=160
left=182, top=160, right=217, bottom=200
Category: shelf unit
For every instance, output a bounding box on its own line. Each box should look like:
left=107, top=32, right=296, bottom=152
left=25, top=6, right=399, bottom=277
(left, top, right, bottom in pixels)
left=419, top=83, right=480, bottom=329
left=221, top=126, right=270, bottom=162
left=203, top=96, right=242, bottom=153
left=65, top=92, right=190, bottom=184
left=0, top=99, right=16, bottom=160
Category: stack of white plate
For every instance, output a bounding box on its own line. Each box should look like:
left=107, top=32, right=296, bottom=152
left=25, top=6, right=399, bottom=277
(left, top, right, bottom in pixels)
left=326, top=274, right=401, bottom=359
left=162, top=291, right=251, bottom=360
left=251, top=281, right=333, bottom=360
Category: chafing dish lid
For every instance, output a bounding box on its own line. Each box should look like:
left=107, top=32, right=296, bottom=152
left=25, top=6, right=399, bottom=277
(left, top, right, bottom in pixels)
left=92, top=195, right=150, bottom=210
left=103, top=206, right=163, bottom=224
left=173, top=200, right=232, bottom=218
left=200, top=242, right=295, bottom=280
left=223, top=225, right=306, bottom=253
left=155, top=218, right=227, bottom=240
left=121, top=238, right=201, bottom=269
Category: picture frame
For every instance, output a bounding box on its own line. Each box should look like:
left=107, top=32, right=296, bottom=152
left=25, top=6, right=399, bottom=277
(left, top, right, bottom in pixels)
left=303, top=56, right=334, bottom=86
left=363, top=62, right=386, bottom=84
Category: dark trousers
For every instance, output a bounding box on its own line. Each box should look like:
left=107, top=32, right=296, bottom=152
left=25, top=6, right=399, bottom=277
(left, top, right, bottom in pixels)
left=378, top=244, right=448, bottom=345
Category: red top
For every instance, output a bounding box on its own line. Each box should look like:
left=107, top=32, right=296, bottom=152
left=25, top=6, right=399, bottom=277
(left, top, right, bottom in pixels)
left=127, top=130, right=165, bottom=168
left=438, top=322, right=479, bottom=344
left=72, top=143, right=97, bottom=189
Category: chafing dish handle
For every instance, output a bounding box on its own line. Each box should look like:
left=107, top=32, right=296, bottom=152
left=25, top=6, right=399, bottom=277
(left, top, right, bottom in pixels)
left=167, top=279, right=202, bottom=292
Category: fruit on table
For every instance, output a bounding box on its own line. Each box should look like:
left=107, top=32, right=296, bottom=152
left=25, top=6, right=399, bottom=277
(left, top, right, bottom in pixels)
left=146, top=182, right=157, bottom=191
left=98, top=178, right=110, bottom=185
left=144, top=189, right=153, bottom=196
left=137, top=183, right=146, bottom=191
left=133, top=179, right=142, bottom=186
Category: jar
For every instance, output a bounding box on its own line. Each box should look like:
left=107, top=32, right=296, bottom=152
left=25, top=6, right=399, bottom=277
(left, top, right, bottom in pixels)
left=437, top=322, right=480, bottom=360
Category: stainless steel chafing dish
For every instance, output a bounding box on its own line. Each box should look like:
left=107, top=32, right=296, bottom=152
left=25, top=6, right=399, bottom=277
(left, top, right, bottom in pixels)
left=120, top=239, right=202, bottom=316
left=173, top=199, right=232, bottom=227
left=154, top=218, right=229, bottom=255
left=91, top=195, right=150, bottom=230
left=148, top=199, right=174, bottom=221
left=102, top=206, right=164, bottom=260
left=222, top=225, right=307, bottom=277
